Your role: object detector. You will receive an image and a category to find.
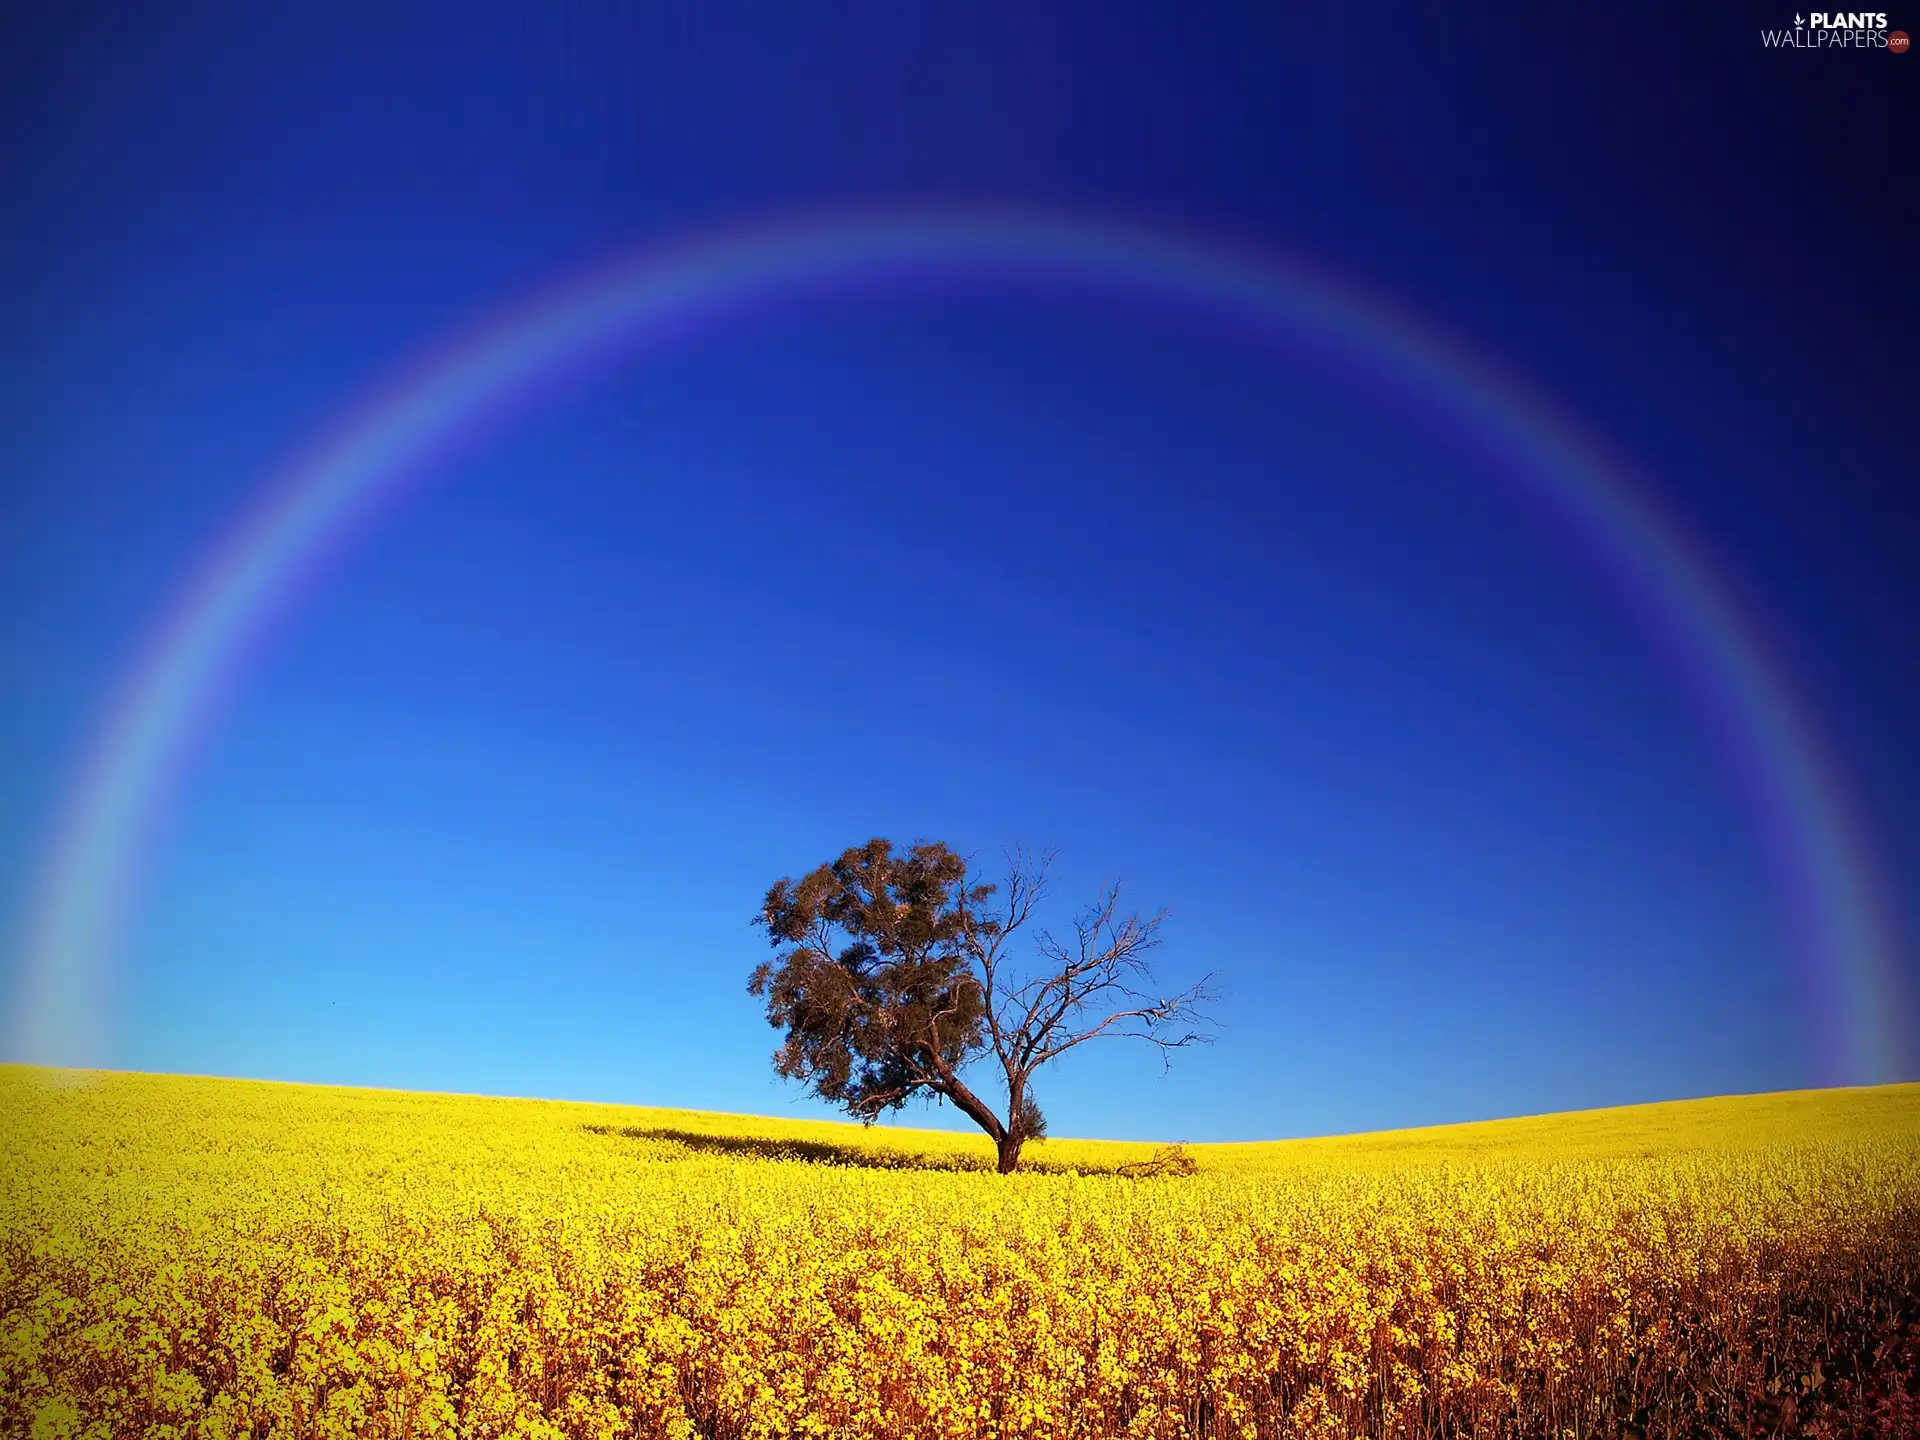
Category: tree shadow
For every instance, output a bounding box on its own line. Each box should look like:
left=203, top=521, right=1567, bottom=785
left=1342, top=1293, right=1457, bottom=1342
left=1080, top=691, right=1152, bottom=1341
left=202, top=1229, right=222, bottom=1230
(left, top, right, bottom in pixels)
left=587, top=1123, right=988, bottom=1171
left=583, top=1123, right=1186, bottom=1178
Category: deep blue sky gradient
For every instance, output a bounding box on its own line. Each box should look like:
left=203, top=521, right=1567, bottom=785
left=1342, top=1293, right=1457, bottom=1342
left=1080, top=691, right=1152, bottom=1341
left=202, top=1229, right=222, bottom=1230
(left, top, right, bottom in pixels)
left=3, top=4, right=1915, bottom=1139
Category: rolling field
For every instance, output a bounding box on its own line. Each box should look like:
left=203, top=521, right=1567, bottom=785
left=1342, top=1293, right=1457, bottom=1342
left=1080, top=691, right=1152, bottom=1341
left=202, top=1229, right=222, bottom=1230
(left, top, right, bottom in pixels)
left=3, top=1068, right=1918, bottom=1439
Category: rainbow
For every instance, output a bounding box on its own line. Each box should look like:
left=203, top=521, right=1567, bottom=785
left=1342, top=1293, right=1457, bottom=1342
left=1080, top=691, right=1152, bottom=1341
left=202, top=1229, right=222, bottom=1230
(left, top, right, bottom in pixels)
left=9, top=206, right=1907, bottom=1083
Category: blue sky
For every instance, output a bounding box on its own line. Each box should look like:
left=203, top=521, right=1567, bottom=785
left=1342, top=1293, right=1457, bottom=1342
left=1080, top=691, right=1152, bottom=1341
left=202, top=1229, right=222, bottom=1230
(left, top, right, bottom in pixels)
left=3, top=4, right=1915, bottom=1140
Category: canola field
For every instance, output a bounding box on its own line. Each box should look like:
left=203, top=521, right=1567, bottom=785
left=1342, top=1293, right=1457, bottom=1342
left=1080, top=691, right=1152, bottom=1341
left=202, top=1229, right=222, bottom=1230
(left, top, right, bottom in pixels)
left=3, top=1068, right=1918, bottom=1440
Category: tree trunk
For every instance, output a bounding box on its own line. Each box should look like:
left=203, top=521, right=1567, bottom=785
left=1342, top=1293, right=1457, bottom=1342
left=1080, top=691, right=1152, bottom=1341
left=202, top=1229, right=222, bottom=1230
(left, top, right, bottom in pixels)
left=936, top=1073, right=1016, bottom=1172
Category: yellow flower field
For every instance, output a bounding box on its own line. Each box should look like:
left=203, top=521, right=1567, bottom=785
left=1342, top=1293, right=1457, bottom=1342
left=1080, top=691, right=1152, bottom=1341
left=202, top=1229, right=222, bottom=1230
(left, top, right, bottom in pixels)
left=3, top=1067, right=1917, bottom=1439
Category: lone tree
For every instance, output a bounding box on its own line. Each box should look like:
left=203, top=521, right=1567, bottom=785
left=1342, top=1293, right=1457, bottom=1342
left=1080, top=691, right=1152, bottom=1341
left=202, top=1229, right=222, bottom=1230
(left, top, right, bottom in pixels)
left=748, top=838, right=1218, bottom=1174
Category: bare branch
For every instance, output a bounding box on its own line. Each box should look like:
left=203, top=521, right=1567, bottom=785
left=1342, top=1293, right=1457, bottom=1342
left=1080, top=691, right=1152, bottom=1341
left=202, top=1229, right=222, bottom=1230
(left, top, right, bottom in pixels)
left=1007, top=883, right=1175, bottom=1071
left=959, top=846, right=1054, bottom=1067
left=1029, top=970, right=1221, bottom=1068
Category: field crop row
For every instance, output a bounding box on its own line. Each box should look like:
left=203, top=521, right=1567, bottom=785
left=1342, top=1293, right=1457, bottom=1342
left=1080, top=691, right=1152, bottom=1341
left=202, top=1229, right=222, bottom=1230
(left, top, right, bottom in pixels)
left=4, top=1069, right=1917, bottom=1439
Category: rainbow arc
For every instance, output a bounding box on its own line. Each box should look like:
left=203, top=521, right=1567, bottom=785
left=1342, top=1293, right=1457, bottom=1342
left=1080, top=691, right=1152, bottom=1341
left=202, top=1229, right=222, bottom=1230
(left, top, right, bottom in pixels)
left=10, top=207, right=1905, bottom=1084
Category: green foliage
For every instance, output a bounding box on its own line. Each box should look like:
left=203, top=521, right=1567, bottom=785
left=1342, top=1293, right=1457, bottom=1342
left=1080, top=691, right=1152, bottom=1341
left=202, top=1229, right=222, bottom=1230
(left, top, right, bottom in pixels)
left=749, top=839, right=994, bottom=1122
